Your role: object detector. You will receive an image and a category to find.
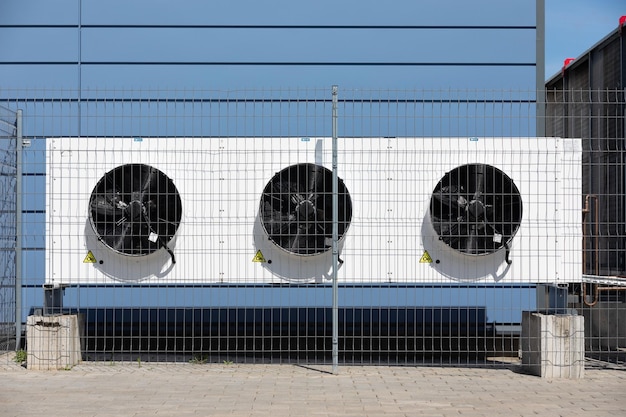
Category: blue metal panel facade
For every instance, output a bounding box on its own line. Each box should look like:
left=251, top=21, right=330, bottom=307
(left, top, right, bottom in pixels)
left=1, top=0, right=544, bottom=361
left=1, top=0, right=540, bottom=91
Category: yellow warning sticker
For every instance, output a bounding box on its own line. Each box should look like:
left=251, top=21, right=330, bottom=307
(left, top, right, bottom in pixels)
left=83, top=250, right=97, bottom=263
left=252, top=250, right=266, bottom=263
left=419, top=250, right=433, bottom=264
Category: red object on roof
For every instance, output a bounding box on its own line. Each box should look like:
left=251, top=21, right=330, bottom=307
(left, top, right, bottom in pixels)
left=561, top=58, right=575, bottom=75
left=562, top=58, right=575, bottom=70
left=620, top=16, right=626, bottom=26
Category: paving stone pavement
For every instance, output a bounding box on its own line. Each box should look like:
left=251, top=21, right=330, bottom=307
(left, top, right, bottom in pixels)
left=1, top=359, right=625, bottom=417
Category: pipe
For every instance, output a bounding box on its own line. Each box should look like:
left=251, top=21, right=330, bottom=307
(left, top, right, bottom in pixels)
left=581, top=194, right=599, bottom=276
left=583, top=283, right=626, bottom=307
left=579, top=194, right=626, bottom=307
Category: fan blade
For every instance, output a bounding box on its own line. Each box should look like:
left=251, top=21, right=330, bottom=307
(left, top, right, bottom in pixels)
left=432, top=190, right=464, bottom=211
left=484, top=220, right=502, bottom=236
left=90, top=193, right=125, bottom=217
left=464, top=223, right=499, bottom=255
left=290, top=227, right=307, bottom=251
left=107, top=222, right=134, bottom=252
left=115, top=222, right=155, bottom=255
left=156, top=216, right=181, bottom=227
left=261, top=201, right=296, bottom=235
left=106, top=173, right=134, bottom=207
left=265, top=218, right=297, bottom=236
left=289, top=226, right=324, bottom=254
left=308, top=165, right=323, bottom=196
left=136, top=167, right=156, bottom=202
left=269, top=220, right=298, bottom=249
left=314, top=209, right=332, bottom=235
left=272, top=181, right=298, bottom=207
left=262, top=192, right=285, bottom=206
left=465, top=226, right=478, bottom=254
left=472, top=164, right=486, bottom=199
left=435, top=220, right=467, bottom=247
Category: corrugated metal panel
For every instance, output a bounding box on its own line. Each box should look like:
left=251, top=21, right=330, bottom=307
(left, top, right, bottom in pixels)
left=546, top=23, right=625, bottom=277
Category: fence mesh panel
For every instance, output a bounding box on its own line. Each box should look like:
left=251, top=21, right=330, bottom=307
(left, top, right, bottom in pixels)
left=0, top=105, right=17, bottom=356
left=0, top=88, right=624, bottom=370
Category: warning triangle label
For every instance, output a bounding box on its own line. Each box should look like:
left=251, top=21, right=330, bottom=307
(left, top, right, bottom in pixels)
left=419, top=250, right=433, bottom=263
left=252, top=250, right=266, bottom=263
left=83, top=250, right=97, bottom=263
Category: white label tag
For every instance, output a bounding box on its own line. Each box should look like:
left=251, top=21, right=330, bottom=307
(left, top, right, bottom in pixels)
left=148, top=232, right=158, bottom=243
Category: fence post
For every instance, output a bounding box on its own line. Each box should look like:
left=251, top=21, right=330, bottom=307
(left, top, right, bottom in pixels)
left=535, top=0, right=546, bottom=137
left=15, top=109, right=22, bottom=350
left=331, top=85, right=339, bottom=374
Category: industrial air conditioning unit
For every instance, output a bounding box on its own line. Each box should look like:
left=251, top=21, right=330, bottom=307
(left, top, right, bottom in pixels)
left=46, top=136, right=582, bottom=285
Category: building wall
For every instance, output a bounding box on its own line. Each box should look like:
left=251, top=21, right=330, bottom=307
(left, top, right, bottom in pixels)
left=1, top=0, right=541, bottom=92
left=546, top=25, right=626, bottom=276
left=0, top=0, right=545, bottom=333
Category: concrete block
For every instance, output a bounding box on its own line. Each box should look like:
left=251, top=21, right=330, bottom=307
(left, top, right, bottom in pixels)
left=26, top=314, right=84, bottom=370
left=521, top=311, right=585, bottom=378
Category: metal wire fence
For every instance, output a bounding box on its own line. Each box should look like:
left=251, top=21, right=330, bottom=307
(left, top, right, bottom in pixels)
left=0, top=88, right=624, bottom=370
left=0, top=105, right=17, bottom=353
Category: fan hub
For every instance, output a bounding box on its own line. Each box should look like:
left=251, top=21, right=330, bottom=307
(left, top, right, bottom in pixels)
left=126, top=200, right=145, bottom=221
left=296, top=200, right=316, bottom=221
left=467, top=199, right=485, bottom=220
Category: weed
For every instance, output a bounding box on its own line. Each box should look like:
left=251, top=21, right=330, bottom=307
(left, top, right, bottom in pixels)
left=13, top=349, right=26, bottom=364
left=189, top=354, right=208, bottom=364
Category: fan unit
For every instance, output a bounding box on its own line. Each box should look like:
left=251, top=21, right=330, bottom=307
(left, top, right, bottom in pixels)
left=89, top=163, right=182, bottom=262
left=47, top=137, right=582, bottom=285
left=259, top=163, right=352, bottom=256
left=429, top=163, right=522, bottom=262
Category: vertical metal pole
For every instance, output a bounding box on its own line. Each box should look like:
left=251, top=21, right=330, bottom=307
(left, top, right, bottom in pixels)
left=77, top=0, right=82, bottom=136
left=331, top=85, right=339, bottom=374
left=535, top=0, right=546, bottom=137
left=623, top=87, right=626, bottom=272
left=15, top=109, right=23, bottom=350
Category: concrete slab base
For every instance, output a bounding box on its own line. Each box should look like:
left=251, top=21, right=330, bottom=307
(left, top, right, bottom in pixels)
left=26, top=314, right=84, bottom=370
left=521, top=311, right=585, bottom=378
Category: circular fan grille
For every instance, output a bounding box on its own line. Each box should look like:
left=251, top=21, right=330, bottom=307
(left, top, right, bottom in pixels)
left=260, top=163, right=352, bottom=255
left=89, top=164, right=182, bottom=258
left=430, top=164, right=522, bottom=256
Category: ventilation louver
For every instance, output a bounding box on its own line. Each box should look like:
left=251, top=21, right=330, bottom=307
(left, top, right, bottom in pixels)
left=88, top=163, right=182, bottom=263
left=259, top=163, right=352, bottom=256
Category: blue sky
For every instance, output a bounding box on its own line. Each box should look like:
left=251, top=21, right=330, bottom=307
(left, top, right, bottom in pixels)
left=545, top=0, right=624, bottom=78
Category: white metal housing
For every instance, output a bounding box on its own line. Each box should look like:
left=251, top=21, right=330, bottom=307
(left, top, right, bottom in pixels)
left=46, top=137, right=582, bottom=285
